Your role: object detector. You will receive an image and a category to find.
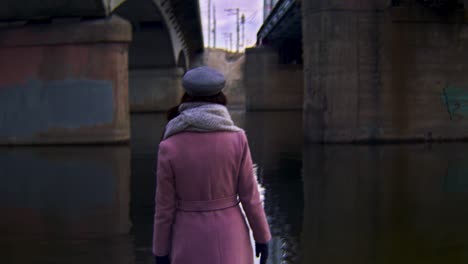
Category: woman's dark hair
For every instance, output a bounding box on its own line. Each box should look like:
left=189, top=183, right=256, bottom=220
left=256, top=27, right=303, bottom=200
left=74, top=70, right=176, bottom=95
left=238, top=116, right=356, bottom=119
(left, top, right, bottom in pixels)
left=166, top=92, right=228, bottom=121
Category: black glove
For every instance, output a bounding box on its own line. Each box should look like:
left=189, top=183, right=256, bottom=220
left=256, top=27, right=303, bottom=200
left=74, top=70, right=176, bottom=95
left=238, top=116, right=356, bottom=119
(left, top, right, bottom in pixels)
left=255, top=242, right=269, bottom=264
left=154, top=255, right=170, bottom=264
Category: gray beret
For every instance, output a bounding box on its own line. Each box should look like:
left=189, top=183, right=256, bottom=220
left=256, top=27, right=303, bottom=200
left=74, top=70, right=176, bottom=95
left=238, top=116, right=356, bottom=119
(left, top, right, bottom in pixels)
left=182, top=66, right=226, bottom=96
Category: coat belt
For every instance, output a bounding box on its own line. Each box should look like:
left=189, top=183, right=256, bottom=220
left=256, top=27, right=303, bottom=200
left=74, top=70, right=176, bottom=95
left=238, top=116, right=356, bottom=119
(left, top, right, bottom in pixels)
left=176, top=195, right=240, bottom=212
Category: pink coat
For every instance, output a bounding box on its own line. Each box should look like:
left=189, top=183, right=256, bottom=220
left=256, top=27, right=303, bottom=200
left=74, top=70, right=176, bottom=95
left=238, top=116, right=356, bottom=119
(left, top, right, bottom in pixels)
left=152, top=131, right=271, bottom=264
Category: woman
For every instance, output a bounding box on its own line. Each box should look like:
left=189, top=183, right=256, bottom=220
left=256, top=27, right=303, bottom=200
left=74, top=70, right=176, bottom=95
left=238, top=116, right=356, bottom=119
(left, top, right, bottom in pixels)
left=152, top=66, right=271, bottom=264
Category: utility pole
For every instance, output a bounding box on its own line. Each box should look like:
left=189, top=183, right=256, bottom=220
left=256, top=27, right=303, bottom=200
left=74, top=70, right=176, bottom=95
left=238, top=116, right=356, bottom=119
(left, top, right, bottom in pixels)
left=225, top=8, right=240, bottom=53
left=241, top=13, right=245, bottom=50
left=223, top=32, right=231, bottom=52
left=208, top=0, right=211, bottom=47
left=236, top=8, right=239, bottom=52
left=212, top=4, right=216, bottom=48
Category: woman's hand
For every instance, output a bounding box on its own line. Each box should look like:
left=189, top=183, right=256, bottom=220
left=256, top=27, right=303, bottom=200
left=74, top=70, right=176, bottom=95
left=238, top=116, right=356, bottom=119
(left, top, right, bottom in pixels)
left=154, top=255, right=170, bottom=264
left=255, top=242, right=269, bottom=264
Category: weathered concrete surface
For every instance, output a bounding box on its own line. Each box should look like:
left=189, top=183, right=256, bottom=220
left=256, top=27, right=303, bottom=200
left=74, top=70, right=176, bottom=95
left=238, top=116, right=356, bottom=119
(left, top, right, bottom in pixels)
left=244, top=47, right=303, bottom=110
left=0, top=0, right=127, bottom=20
left=0, top=15, right=131, bottom=46
left=303, top=0, right=468, bottom=142
left=128, top=27, right=176, bottom=68
left=0, top=16, right=132, bottom=144
left=129, top=68, right=184, bottom=112
left=124, top=16, right=184, bottom=112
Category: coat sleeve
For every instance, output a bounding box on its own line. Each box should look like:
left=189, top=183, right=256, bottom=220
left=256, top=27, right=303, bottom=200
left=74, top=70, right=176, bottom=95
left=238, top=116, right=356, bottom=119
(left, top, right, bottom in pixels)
left=152, top=142, right=176, bottom=256
left=237, top=133, right=272, bottom=243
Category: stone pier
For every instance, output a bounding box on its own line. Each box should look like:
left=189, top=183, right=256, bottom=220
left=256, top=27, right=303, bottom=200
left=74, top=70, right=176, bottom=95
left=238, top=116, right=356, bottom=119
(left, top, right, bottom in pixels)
left=129, top=68, right=184, bottom=112
left=244, top=47, right=303, bottom=111
left=0, top=16, right=132, bottom=145
left=302, top=1, right=468, bottom=143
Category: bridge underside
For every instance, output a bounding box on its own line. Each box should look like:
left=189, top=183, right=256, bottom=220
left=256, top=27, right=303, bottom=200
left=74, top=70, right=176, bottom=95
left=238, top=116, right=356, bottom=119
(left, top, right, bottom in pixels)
left=258, top=0, right=302, bottom=64
left=115, top=0, right=203, bottom=112
left=0, top=0, right=203, bottom=144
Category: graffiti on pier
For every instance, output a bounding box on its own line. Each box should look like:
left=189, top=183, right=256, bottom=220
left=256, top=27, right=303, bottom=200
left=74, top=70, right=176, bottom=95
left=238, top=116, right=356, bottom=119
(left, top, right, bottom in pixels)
left=444, top=160, right=468, bottom=193
left=441, top=87, right=468, bottom=121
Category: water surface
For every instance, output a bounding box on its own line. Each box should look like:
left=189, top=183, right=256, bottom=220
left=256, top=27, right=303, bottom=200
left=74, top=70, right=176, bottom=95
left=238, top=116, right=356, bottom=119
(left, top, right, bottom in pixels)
left=1, top=111, right=468, bottom=263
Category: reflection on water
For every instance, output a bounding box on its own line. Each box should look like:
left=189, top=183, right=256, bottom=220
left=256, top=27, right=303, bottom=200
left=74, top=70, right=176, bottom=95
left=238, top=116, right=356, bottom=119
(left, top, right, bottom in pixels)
left=243, top=111, right=303, bottom=264
left=0, top=146, right=132, bottom=263
left=303, top=145, right=468, bottom=264
left=129, top=113, right=165, bottom=263
left=1, top=111, right=468, bottom=264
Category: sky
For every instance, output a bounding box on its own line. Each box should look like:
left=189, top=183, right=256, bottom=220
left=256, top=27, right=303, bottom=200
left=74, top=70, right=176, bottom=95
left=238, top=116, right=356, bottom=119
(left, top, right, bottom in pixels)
left=198, top=0, right=264, bottom=52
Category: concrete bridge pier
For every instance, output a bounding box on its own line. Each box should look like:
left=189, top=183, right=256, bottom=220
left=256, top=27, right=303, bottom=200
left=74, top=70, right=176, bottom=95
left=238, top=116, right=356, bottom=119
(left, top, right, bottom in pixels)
left=244, top=0, right=304, bottom=111
left=244, top=47, right=303, bottom=111
left=0, top=16, right=132, bottom=145
left=302, top=0, right=468, bottom=143
left=129, top=67, right=184, bottom=112
left=122, top=14, right=186, bottom=113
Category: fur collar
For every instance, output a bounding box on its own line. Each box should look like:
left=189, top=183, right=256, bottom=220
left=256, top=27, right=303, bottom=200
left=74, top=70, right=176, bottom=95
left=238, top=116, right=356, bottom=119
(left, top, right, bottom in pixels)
left=163, top=103, right=242, bottom=139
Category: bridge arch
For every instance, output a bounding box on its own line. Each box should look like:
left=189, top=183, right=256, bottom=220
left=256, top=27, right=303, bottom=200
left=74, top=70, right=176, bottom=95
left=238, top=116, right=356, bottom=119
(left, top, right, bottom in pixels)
left=177, top=50, right=188, bottom=72
left=114, top=0, right=203, bottom=112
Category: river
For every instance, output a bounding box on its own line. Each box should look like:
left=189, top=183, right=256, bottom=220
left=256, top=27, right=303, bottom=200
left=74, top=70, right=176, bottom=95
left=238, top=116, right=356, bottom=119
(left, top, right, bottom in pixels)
left=1, top=111, right=467, bottom=263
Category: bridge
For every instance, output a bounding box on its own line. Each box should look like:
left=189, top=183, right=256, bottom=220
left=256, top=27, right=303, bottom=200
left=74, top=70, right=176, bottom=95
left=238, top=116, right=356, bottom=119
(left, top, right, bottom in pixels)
left=245, top=0, right=303, bottom=112
left=246, top=0, right=468, bottom=143
left=0, top=0, right=203, bottom=145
